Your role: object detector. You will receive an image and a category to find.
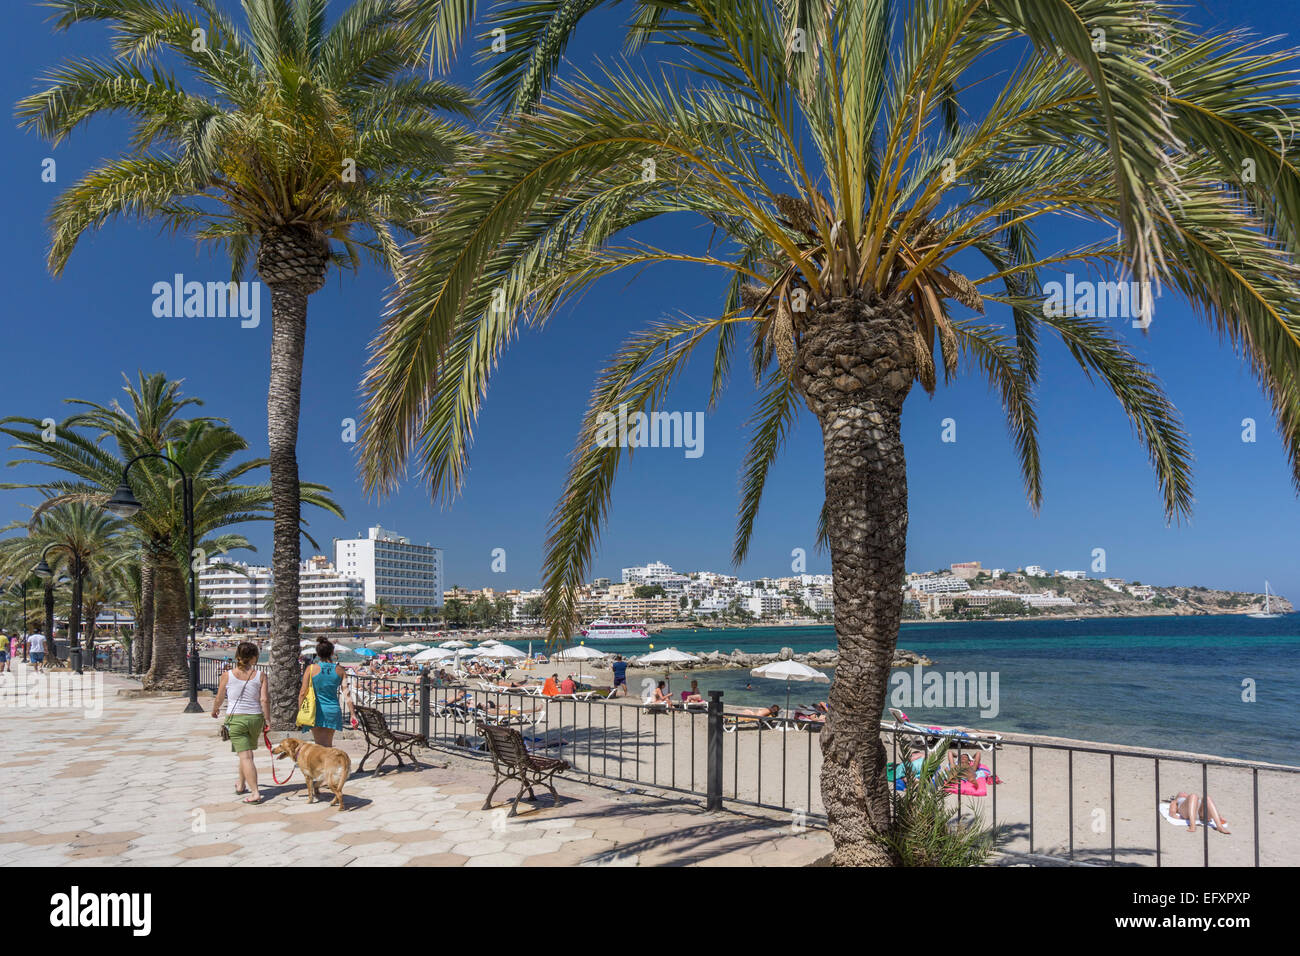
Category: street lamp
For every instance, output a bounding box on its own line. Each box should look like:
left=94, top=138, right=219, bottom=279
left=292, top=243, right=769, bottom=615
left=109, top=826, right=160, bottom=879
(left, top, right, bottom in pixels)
left=102, top=453, right=202, bottom=714
left=20, top=578, right=29, bottom=662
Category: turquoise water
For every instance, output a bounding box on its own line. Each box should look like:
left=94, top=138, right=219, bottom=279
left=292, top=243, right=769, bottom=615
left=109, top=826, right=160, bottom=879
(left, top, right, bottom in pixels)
left=471, top=615, right=1300, bottom=765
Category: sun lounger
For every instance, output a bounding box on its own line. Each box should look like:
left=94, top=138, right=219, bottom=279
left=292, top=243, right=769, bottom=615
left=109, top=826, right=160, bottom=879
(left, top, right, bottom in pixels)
left=885, top=708, right=1002, bottom=752
left=722, top=713, right=785, bottom=732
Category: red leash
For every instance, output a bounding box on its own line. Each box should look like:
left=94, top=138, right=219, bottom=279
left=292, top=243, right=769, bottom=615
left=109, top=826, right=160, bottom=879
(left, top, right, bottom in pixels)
left=263, top=728, right=297, bottom=785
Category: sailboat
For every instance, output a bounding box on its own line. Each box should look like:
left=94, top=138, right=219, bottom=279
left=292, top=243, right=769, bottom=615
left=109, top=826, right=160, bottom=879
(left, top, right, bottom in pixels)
left=1248, top=580, right=1283, bottom=619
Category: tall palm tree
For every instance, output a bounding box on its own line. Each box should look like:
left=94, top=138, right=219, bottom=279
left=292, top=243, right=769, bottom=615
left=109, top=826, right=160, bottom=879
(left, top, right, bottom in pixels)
left=359, top=0, right=1300, bottom=863
left=2, top=392, right=340, bottom=693
left=339, top=596, right=360, bottom=628
left=368, top=597, right=394, bottom=629
left=17, top=0, right=474, bottom=717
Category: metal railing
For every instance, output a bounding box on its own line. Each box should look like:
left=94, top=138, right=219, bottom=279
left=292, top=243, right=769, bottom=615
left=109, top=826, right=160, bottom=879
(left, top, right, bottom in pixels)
left=192, top=662, right=1296, bottom=867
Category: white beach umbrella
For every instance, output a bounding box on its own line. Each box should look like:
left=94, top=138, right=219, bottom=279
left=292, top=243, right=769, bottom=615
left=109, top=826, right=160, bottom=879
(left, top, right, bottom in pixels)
left=750, top=659, right=830, bottom=714
left=489, top=644, right=527, bottom=659
left=440, top=640, right=470, bottom=649
left=479, top=639, right=502, bottom=647
left=553, top=644, right=607, bottom=683
left=413, top=647, right=453, bottom=663
left=635, top=647, right=700, bottom=694
left=370, top=640, right=395, bottom=648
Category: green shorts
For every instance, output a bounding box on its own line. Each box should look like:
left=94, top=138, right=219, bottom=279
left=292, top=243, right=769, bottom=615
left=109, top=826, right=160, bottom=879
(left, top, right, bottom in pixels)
left=225, top=714, right=265, bottom=753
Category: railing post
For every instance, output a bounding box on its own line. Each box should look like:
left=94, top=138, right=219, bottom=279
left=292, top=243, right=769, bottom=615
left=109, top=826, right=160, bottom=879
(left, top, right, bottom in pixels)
left=706, top=690, right=724, bottom=811
left=419, top=667, right=431, bottom=742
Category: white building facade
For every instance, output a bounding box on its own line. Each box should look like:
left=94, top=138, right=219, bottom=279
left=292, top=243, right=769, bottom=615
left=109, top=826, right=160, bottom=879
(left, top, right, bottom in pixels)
left=333, top=525, right=444, bottom=611
left=199, top=560, right=364, bottom=629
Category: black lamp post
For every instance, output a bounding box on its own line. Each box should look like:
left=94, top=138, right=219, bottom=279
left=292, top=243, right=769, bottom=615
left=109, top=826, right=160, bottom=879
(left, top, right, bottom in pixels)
left=103, top=453, right=202, bottom=714
left=33, top=544, right=85, bottom=674
left=20, top=579, right=29, bottom=663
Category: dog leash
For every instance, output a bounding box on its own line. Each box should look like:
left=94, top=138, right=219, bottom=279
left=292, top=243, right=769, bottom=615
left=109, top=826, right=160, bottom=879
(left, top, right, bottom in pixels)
left=262, top=727, right=297, bottom=785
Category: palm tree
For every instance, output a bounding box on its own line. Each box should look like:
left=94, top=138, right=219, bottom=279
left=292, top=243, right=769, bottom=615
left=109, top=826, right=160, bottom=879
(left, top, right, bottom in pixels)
left=339, top=596, right=360, bottom=628
left=18, top=0, right=474, bottom=717
left=368, top=598, right=394, bottom=629
left=2, top=379, right=340, bottom=695
left=359, top=0, right=1300, bottom=863
left=1, top=503, right=128, bottom=669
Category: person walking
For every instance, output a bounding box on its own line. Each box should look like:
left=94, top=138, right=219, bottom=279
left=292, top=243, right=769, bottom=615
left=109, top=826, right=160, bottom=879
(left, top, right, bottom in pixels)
left=297, top=638, right=353, bottom=747
left=28, top=630, right=47, bottom=672
left=211, top=642, right=270, bottom=804
left=0, top=631, right=10, bottom=674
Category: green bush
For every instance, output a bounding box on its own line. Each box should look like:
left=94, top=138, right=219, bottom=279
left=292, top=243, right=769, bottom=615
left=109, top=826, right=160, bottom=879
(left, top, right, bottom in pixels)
left=876, top=744, right=997, bottom=866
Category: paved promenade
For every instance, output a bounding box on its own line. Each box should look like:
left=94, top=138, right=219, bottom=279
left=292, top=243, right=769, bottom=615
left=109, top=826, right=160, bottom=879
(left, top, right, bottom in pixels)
left=0, top=663, right=829, bottom=867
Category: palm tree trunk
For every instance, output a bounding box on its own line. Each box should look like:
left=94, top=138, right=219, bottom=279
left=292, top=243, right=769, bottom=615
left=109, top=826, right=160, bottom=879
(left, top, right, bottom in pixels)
left=795, top=299, right=915, bottom=866
left=258, top=226, right=328, bottom=728
left=43, top=582, right=55, bottom=645
left=135, top=552, right=155, bottom=672
left=145, top=553, right=189, bottom=691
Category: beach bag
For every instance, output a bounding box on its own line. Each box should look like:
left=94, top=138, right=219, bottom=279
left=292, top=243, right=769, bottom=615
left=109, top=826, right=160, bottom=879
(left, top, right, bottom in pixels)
left=296, top=677, right=316, bottom=728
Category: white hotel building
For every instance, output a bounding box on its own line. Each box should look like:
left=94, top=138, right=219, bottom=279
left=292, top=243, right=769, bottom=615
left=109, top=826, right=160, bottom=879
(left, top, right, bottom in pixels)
left=334, top=525, right=444, bottom=610
left=198, top=559, right=365, bottom=629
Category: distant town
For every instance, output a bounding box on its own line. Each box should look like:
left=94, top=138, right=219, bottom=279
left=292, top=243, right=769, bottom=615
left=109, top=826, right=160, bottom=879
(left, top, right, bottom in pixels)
left=195, top=529, right=1290, bottom=631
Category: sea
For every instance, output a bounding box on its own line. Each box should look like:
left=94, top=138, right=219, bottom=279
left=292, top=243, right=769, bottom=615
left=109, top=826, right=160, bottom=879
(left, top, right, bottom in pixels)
left=444, top=614, right=1300, bottom=766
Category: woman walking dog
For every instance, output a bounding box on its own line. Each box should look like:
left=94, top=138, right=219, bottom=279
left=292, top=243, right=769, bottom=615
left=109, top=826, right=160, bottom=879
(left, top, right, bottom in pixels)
left=297, top=638, right=354, bottom=747
left=211, top=642, right=271, bottom=803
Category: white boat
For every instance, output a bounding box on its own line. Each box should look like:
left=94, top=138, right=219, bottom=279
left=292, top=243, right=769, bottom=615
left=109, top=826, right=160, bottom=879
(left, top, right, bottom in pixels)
left=579, top=618, right=650, bottom=640
left=1248, top=580, right=1283, bottom=619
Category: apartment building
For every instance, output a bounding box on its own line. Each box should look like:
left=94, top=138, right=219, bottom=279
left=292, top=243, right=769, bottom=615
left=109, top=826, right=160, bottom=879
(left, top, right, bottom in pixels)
left=198, top=559, right=364, bottom=629
left=334, top=525, right=444, bottom=610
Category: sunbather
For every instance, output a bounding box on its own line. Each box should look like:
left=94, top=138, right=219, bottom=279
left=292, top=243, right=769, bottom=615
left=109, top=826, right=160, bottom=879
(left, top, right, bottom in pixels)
left=733, top=704, right=781, bottom=718
left=652, top=682, right=676, bottom=709
left=681, top=680, right=704, bottom=704
left=1166, top=792, right=1231, bottom=835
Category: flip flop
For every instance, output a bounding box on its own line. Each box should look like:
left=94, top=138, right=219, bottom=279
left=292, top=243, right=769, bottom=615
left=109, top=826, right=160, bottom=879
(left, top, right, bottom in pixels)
left=242, top=795, right=263, bottom=804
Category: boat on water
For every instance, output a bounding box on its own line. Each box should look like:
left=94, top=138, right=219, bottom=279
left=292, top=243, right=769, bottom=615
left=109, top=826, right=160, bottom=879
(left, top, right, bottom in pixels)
left=579, top=618, right=650, bottom=640
left=1248, top=581, right=1283, bottom=619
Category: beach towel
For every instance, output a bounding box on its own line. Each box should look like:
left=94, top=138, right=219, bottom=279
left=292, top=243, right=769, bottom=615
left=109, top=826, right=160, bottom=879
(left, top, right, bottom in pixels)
left=1158, top=801, right=1221, bottom=830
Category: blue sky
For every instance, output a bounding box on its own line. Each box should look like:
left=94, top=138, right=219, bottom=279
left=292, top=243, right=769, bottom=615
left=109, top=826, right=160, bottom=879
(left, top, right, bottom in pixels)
left=2, top=0, right=1297, bottom=601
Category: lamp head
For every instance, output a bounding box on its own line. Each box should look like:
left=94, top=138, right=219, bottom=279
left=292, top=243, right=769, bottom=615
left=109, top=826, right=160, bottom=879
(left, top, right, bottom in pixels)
left=103, top=481, right=143, bottom=518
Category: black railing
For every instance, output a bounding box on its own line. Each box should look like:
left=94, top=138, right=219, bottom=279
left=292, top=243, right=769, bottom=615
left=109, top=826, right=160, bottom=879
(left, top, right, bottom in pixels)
left=193, top=662, right=1298, bottom=867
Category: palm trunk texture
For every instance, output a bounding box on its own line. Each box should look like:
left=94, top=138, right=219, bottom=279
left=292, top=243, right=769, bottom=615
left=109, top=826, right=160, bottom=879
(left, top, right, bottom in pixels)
left=794, top=297, right=915, bottom=866
left=258, top=227, right=328, bottom=728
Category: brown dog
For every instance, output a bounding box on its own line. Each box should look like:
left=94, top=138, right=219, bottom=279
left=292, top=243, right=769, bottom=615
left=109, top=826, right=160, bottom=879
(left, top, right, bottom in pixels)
left=272, top=738, right=352, bottom=809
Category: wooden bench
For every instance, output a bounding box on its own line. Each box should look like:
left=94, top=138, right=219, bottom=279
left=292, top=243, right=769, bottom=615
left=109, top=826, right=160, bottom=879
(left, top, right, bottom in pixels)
left=477, top=722, right=570, bottom=817
left=354, top=705, right=427, bottom=774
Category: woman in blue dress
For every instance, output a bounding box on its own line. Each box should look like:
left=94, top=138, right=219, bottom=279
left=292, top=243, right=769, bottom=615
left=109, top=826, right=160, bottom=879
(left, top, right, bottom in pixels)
left=297, top=638, right=354, bottom=747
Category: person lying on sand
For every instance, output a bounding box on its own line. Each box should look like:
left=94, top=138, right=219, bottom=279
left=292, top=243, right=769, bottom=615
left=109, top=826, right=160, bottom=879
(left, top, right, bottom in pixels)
left=1167, top=792, right=1231, bottom=834
left=733, top=704, right=781, bottom=718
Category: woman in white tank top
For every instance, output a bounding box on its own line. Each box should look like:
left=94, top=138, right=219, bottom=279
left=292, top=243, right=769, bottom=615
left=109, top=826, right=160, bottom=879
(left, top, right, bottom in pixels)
left=211, top=642, right=271, bottom=803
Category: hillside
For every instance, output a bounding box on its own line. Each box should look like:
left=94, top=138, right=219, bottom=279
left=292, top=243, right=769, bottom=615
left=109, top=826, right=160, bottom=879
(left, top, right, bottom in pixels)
left=966, top=573, right=1294, bottom=618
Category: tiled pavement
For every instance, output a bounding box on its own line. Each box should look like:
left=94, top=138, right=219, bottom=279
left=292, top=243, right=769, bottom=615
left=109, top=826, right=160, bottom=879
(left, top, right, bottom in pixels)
left=0, top=663, right=829, bottom=867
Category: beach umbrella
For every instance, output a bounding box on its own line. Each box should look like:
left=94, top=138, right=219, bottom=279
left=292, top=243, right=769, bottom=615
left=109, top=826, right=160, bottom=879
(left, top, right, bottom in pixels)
left=354, top=647, right=378, bottom=658
left=750, top=659, right=829, bottom=715
left=440, top=640, right=470, bottom=649
left=554, top=645, right=607, bottom=683
left=413, top=647, right=453, bottom=663
left=370, top=640, right=395, bottom=648
left=635, top=647, right=700, bottom=693
left=479, top=639, right=501, bottom=647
